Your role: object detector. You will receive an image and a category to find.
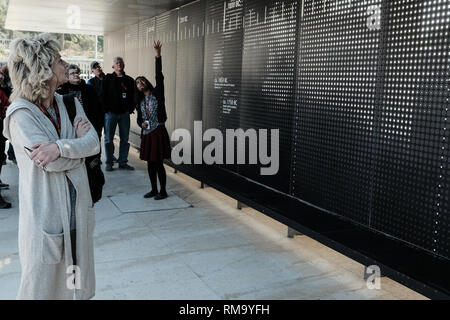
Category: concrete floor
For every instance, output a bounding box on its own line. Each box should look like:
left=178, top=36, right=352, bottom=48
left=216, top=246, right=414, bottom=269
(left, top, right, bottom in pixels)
left=0, top=141, right=426, bottom=300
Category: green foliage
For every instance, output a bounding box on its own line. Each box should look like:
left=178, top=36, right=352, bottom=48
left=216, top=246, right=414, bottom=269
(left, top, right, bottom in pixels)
left=61, top=34, right=104, bottom=59
left=0, top=0, right=9, bottom=39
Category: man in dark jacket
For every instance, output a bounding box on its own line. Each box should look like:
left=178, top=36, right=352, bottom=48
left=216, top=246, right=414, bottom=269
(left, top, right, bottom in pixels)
left=102, top=57, right=136, bottom=171
left=87, top=61, right=105, bottom=110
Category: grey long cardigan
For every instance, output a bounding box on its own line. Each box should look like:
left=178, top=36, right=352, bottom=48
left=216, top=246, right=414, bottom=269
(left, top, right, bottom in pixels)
left=2, top=94, right=100, bottom=300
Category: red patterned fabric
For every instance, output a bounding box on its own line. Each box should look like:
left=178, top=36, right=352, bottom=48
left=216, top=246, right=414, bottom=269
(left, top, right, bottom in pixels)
left=0, top=90, right=9, bottom=119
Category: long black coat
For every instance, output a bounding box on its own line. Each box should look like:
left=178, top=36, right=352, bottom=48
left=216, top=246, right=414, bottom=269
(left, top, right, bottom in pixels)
left=57, top=80, right=105, bottom=138
left=136, top=56, right=168, bottom=128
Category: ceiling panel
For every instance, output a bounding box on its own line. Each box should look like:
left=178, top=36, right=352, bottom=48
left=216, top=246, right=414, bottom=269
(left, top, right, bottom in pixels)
left=5, top=0, right=196, bottom=35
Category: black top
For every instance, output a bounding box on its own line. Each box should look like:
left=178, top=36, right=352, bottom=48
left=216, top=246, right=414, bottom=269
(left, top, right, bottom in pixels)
left=0, top=85, right=11, bottom=98
left=87, top=76, right=104, bottom=108
left=102, top=71, right=135, bottom=114
left=136, top=56, right=168, bottom=128
left=57, top=79, right=105, bottom=138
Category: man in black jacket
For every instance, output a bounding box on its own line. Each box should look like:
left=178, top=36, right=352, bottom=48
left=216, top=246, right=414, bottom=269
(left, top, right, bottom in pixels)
left=102, top=57, right=136, bottom=171
left=87, top=61, right=105, bottom=110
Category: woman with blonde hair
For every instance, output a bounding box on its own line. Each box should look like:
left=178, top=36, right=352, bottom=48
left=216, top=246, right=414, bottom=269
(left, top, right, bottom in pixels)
left=2, top=34, right=100, bottom=300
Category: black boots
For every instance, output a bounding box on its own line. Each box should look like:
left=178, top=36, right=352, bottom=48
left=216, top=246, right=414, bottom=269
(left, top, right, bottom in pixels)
left=154, top=191, right=168, bottom=201
left=144, top=190, right=168, bottom=200
left=144, top=190, right=158, bottom=198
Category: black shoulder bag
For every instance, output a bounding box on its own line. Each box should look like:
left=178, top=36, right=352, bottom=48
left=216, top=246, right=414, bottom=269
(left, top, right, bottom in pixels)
left=63, top=94, right=105, bottom=204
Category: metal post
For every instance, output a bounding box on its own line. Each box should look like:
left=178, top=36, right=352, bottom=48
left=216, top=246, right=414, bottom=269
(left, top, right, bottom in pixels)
left=95, top=35, right=98, bottom=60
left=287, top=227, right=302, bottom=238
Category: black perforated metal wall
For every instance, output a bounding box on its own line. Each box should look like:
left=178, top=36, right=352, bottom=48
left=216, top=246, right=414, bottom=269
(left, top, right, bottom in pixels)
left=203, top=0, right=244, bottom=172
left=293, top=0, right=380, bottom=225
left=175, top=0, right=205, bottom=137
left=103, top=0, right=450, bottom=294
left=370, top=0, right=450, bottom=258
left=292, top=0, right=450, bottom=259
left=156, top=10, right=179, bottom=137
left=240, top=0, right=299, bottom=193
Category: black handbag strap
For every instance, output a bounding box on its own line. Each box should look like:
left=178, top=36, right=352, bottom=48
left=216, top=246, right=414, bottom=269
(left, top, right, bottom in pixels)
left=63, top=93, right=94, bottom=167
left=62, top=93, right=77, bottom=125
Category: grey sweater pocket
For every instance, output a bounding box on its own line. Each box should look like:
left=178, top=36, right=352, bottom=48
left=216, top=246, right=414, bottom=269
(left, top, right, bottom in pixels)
left=41, top=230, right=64, bottom=264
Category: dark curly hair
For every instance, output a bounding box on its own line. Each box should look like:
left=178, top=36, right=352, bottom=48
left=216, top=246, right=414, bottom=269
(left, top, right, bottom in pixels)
left=134, top=76, right=154, bottom=106
left=0, top=63, right=10, bottom=85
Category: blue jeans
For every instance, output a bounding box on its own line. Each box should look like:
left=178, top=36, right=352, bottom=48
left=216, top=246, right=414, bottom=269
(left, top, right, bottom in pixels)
left=104, top=112, right=130, bottom=166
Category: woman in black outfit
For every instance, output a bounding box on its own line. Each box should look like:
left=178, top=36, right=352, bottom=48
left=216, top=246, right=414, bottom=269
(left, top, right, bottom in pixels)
left=135, top=40, right=171, bottom=200
left=0, top=65, right=16, bottom=165
left=0, top=65, right=12, bottom=208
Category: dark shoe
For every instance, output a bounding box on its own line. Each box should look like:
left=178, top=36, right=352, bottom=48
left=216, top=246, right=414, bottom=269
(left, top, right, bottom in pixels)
left=105, top=164, right=114, bottom=171
left=113, top=156, right=118, bottom=163
left=154, top=192, right=168, bottom=200
left=144, top=190, right=158, bottom=199
left=0, top=197, right=11, bottom=209
left=0, top=181, right=9, bottom=190
left=119, top=164, right=135, bottom=171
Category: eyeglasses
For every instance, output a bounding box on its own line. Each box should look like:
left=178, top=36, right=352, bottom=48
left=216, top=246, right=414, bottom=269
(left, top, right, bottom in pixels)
left=69, top=71, right=80, bottom=76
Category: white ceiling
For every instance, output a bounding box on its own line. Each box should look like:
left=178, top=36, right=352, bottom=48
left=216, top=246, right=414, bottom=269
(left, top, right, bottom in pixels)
left=5, top=0, right=195, bottom=35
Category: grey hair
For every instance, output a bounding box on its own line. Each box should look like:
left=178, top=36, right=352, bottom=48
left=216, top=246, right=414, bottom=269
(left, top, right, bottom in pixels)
left=112, top=56, right=124, bottom=65
left=7, top=33, right=62, bottom=104
left=66, top=64, right=81, bottom=77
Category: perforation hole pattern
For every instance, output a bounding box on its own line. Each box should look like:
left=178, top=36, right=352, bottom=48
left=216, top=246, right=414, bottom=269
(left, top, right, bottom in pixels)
left=103, top=0, right=450, bottom=260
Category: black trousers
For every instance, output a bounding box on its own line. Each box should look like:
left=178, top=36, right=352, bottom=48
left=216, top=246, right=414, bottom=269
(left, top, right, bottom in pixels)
left=71, top=229, right=77, bottom=266
left=0, top=121, right=7, bottom=175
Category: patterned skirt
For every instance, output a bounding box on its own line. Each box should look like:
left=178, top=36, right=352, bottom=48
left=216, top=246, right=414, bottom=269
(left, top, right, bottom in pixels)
left=140, top=124, right=172, bottom=162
